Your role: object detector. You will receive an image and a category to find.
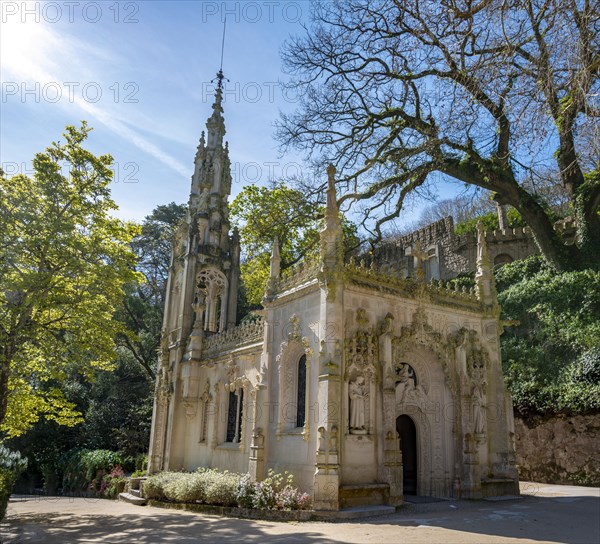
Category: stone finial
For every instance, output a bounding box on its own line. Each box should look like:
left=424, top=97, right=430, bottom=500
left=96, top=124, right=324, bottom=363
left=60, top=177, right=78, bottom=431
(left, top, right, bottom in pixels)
left=269, top=236, right=281, bottom=279
left=476, top=220, right=490, bottom=266
left=475, top=220, right=498, bottom=308
left=325, top=163, right=339, bottom=218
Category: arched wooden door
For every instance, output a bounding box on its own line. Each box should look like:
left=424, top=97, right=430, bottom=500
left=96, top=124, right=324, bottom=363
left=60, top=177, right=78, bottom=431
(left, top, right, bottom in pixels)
left=397, top=414, right=418, bottom=495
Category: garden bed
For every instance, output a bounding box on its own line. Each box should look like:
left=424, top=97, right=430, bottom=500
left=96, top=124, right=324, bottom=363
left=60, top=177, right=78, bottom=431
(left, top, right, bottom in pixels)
left=146, top=499, right=318, bottom=521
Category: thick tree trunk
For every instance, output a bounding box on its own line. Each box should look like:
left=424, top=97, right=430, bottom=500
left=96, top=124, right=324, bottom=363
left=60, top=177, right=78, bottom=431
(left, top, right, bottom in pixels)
left=0, top=355, right=10, bottom=430
left=506, top=186, right=579, bottom=270
left=443, top=160, right=583, bottom=270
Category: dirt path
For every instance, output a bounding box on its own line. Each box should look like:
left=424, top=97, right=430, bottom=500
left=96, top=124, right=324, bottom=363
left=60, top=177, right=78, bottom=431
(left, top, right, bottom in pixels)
left=1, top=482, right=598, bottom=543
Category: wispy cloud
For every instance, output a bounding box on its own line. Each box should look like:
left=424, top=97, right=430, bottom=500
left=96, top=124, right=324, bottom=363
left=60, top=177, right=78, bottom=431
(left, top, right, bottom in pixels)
left=1, top=10, right=189, bottom=178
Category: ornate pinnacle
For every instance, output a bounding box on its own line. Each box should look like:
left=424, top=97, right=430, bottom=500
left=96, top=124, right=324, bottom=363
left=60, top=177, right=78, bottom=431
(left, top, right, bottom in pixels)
left=476, top=220, right=490, bottom=267
left=327, top=163, right=336, bottom=191
left=270, top=236, right=281, bottom=278
left=475, top=220, right=498, bottom=309
left=325, top=163, right=339, bottom=222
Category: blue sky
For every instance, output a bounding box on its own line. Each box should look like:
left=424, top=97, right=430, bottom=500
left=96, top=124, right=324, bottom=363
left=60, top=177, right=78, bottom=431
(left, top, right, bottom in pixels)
left=1, top=0, right=313, bottom=221
left=1, top=0, right=457, bottom=226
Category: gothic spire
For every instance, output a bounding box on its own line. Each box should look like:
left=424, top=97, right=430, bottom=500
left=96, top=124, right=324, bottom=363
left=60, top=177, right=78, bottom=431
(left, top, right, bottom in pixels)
left=206, top=71, right=226, bottom=149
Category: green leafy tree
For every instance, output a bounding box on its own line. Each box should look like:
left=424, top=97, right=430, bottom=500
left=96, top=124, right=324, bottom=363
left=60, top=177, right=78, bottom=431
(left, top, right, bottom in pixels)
left=0, top=123, right=139, bottom=437
left=118, top=203, right=186, bottom=379
left=278, top=0, right=600, bottom=270
left=454, top=208, right=526, bottom=235
left=231, top=183, right=360, bottom=307
left=231, top=183, right=321, bottom=307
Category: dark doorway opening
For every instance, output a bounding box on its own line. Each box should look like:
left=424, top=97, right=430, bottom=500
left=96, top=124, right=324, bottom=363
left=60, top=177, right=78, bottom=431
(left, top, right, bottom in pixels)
left=397, top=414, right=417, bottom=495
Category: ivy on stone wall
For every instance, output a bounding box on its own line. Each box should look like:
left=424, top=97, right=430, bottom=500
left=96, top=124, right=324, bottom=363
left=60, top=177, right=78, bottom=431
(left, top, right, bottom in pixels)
left=497, top=257, right=600, bottom=416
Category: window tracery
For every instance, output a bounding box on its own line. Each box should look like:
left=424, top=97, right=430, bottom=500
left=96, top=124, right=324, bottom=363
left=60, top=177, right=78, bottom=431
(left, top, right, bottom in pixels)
left=276, top=314, right=312, bottom=439
left=195, top=268, right=228, bottom=332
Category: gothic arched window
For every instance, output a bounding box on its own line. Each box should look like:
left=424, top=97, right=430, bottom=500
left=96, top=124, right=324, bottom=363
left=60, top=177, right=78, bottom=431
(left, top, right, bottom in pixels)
left=296, top=355, right=307, bottom=428
left=226, top=388, right=243, bottom=443
left=195, top=268, right=228, bottom=333
left=275, top=315, right=313, bottom=438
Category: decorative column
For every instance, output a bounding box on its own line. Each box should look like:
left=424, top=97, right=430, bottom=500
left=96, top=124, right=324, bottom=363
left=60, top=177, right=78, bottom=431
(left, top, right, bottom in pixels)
left=314, top=164, right=344, bottom=510
left=248, top=385, right=266, bottom=481
left=378, top=313, right=403, bottom=505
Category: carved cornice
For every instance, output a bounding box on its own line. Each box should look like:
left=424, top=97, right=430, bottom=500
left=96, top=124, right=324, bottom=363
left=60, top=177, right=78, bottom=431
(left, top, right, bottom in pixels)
left=345, top=258, right=482, bottom=312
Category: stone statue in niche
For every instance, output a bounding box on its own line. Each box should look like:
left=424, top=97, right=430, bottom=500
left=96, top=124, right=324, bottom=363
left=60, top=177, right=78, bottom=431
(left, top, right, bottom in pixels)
left=395, top=363, right=415, bottom=401
left=198, top=188, right=210, bottom=212
left=395, top=363, right=426, bottom=404
left=349, top=376, right=368, bottom=434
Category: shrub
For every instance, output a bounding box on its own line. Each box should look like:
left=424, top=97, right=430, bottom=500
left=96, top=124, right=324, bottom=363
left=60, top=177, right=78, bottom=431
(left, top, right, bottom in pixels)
left=0, top=446, right=27, bottom=521
left=236, top=473, right=255, bottom=508
left=236, top=470, right=311, bottom=511
left=144, top=469, right=310, bottom=510
left=61, top=449, right=124, bottom=492
left=93, top=465, right=127, bottom=499
left=497, top=260, right=600, bottom=416
left=163, top=470, right=209, bottom=503
left=204, top=470, right=241, bottom=507
left=143, top=471, right=186, bottom=501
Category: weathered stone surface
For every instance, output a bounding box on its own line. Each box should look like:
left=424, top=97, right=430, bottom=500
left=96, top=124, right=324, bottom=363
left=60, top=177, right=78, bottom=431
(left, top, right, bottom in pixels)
left=147, top=84, right=519, bottom=512
left=515, top=414, right=600, bottom=486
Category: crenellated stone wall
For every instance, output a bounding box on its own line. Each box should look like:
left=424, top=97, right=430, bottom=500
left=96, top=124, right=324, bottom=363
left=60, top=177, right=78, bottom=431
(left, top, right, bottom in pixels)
left=374, top=216, right=540, bottom=280
left=514, top=414, right=600, bottom=486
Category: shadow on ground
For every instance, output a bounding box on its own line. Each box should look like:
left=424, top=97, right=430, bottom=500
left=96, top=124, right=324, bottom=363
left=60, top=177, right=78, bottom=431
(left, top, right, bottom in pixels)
left=1, top=508, right=335, bottom=544
left=1, top=489, right=598, bottom=544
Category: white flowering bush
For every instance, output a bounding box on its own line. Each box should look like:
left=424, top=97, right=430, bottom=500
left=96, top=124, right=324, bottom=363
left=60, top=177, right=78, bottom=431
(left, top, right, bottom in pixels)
left=163, top=470, right=210, bottom=503
left=236, top=469, right=311, bottom=511
left=144, top=468, right=310, bottom=510
left=203, top=469, right=240, bottom=506
left=144, top=471, right=186, bottom=501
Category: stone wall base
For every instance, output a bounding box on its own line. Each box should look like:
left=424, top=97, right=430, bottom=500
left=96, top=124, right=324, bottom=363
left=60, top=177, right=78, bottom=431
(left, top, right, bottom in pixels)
left=515, top=413, right=600, bottom=486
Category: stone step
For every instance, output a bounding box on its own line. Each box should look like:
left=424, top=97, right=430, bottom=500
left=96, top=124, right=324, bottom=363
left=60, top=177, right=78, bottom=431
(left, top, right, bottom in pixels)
left=129, top=488, right=141, bottom=498
left=129, top=476, right=147, bottom=491
left=339, top=483, right=390, bottom=509
left=119, top=492, right=147, bottom=506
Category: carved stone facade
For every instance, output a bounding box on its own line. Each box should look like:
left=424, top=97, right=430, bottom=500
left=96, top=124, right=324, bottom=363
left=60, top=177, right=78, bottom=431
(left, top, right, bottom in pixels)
left=148, top=82, right=519, bottom=509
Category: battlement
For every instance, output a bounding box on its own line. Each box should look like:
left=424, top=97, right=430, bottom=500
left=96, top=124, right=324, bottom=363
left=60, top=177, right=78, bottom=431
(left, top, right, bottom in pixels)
left=387, top=217, right=455, bottom=248
left=454, top=226, right=533, bottom=249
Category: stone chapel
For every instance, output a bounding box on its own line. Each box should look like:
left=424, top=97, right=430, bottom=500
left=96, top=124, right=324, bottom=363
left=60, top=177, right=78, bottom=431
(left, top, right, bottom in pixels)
left=148, top=76, right=519, bottom=510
